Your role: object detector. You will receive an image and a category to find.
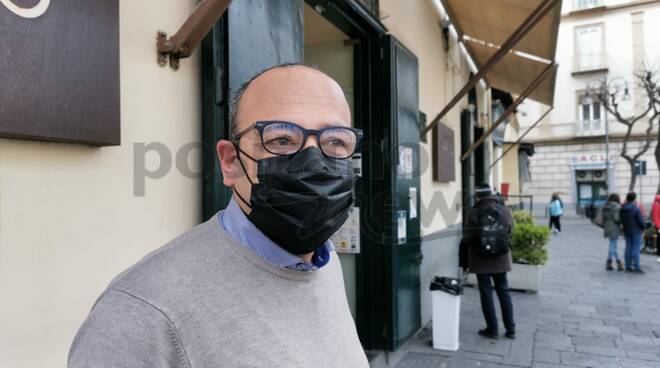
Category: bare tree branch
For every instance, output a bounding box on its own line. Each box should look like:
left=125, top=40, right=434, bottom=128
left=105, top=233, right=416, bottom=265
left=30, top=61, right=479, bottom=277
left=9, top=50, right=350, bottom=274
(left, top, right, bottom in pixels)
left=590, top=70, right=660, bottom=192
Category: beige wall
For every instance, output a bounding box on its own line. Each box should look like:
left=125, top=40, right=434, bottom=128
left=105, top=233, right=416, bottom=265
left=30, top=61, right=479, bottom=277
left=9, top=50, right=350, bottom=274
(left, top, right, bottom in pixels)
left=496, top=118, right=521, bottom=200
left=0, top=1, right=203, bottom=367
left=380, top=0, right=473, bottom=234
left=502, top=144, right=521, bottom=201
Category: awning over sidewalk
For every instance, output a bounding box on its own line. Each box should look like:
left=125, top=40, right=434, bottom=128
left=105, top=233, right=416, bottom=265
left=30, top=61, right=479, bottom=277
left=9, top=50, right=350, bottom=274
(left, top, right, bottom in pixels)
left=442, top=0, right=562, bottom=106
left=442, top=0, right=561, bottom=60
left=422, top=0, right=562, bottom=161
left=466, top=41, right=557, bottom=106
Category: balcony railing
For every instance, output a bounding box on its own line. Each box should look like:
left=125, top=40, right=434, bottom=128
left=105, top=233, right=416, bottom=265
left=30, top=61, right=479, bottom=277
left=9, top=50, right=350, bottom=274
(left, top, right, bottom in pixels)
left=573, top=53, right=608, bottom=74
left=576, top=119, right=605, bottom=136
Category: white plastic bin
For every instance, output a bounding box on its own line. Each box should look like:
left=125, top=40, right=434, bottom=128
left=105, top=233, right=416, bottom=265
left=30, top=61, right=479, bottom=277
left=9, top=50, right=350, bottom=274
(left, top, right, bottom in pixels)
left=430, top=276, right=462, bottom=351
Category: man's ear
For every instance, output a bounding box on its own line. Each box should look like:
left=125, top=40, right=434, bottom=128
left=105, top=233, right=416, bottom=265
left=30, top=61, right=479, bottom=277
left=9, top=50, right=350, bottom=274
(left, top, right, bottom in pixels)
left=217, top=140, right=239, bottom=187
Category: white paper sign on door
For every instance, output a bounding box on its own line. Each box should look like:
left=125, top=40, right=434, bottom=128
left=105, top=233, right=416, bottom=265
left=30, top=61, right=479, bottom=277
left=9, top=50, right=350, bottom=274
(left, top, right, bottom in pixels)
left=397, top=210, right=407, bottom=244
left=352, top=154, right=362, bottom=178
left=409, top=187, right=418, bottom=219
left=331, top=207, right=360, bottom=254
left=397, top=146, right=413, bottom=179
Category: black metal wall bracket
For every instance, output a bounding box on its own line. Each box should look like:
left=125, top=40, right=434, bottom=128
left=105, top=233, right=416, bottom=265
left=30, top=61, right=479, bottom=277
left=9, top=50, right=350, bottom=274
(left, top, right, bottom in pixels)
left=156, top=0, right=232, bottom=71
left=157, top=31, right=182, bottom=70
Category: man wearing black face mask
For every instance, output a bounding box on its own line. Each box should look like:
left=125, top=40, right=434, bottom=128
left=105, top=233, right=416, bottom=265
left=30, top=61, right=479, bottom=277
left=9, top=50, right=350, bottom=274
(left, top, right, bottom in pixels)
left=68, top=64, right=368, bottom=368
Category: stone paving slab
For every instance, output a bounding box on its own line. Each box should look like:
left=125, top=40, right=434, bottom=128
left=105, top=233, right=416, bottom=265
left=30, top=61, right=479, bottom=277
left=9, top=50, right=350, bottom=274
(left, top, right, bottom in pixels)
left=385, top=216, right=660, bottom=368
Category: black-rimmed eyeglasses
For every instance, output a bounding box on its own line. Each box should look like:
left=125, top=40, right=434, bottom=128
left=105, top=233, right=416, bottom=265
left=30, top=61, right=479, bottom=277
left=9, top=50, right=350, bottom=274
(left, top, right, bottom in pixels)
left=232, top=120, right=364, bottom=159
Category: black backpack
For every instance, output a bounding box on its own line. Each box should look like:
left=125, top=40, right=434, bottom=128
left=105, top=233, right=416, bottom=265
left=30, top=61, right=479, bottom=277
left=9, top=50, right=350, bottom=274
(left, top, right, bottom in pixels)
left=477, top=205, right=511, bottom=257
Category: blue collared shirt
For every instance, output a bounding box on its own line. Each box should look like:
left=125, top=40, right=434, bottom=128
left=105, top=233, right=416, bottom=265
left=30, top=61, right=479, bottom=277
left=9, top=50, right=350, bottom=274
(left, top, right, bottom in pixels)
left=219, top=199, right=333, bottom=271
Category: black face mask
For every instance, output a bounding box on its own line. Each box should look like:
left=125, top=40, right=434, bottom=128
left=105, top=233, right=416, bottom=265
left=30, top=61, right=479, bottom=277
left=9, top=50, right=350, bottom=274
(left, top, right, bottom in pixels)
left=234, top=146, right=354, bottom=255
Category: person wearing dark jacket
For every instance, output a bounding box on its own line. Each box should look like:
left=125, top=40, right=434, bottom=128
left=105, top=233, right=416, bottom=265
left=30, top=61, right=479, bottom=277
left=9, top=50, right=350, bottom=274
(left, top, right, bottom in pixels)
left=601, top=193, right=623, bottom=271
left=619, top=192, right=646, bottom=273
left=460, top=183, right=515, bottom=339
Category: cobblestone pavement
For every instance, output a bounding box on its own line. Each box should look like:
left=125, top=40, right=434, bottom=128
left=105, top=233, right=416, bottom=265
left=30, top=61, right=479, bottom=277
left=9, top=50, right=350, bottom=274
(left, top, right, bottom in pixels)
left=395, top=216, right=660, bottom=368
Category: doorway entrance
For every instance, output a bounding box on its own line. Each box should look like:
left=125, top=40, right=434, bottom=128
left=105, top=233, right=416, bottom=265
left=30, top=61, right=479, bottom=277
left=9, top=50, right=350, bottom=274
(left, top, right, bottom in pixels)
left=303, top=3, right=358, bottom=320
left=576, top=169, right=608, bottom=207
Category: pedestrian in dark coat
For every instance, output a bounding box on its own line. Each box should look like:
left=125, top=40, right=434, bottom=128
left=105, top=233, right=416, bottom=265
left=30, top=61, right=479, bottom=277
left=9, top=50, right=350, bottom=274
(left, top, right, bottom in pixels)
left=459, top=183, right=515, bottom=339
left=601, top=193, right=622, bottom=271
left=619, top=192, right=645, bottom=273
left=461, top=199, right=513, bottom=274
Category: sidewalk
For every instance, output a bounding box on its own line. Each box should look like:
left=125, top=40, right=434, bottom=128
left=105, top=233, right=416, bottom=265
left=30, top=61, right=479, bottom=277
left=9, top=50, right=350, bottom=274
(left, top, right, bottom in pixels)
left=384, top=216, right=660, bottom=368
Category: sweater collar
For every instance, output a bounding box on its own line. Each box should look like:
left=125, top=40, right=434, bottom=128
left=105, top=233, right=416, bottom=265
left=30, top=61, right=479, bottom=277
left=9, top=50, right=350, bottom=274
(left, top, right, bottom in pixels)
left=219, top=199, right=333, bottom=271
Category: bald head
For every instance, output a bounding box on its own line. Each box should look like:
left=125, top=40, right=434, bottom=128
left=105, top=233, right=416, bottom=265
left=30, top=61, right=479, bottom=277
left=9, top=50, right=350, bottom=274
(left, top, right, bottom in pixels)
left=231, top=64, right=351, bottom=135
left=216, top=64, right=353, bottom=216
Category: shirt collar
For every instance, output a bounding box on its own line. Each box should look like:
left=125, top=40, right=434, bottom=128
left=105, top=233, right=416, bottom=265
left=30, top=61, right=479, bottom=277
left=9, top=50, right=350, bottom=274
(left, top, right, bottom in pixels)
left=219, top=198, right=334, bottom=271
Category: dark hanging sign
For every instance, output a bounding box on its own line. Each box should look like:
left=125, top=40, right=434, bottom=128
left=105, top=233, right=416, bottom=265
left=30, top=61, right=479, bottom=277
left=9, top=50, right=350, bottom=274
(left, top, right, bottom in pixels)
left=432, top=122, right=455, bottom=183
left=0, top=0, right=120, bottom=146
left=635, top=160, right=647, bottom=176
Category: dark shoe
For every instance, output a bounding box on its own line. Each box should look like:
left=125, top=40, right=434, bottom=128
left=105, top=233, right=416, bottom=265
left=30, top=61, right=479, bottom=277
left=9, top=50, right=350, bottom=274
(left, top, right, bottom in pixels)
left=478, top=329, right=499, bottom=339
left=505, top=331, right=516, bottom=339
left=625, top=268, right=634, bottom=273
left=634, top=269, right=645, bottom=274
left=606, top=260, right=613, bottom=271
left=616, top=260, right=624, bottom=271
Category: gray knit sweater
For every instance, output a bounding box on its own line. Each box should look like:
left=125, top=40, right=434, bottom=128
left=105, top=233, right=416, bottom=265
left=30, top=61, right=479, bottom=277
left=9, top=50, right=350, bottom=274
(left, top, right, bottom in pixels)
left=68, top=214, right=368, bottom=367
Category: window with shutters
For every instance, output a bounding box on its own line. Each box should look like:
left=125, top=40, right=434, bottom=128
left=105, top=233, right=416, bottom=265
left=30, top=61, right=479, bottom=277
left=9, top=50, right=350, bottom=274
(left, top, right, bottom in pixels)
left=574, top=0, right=603, bottom=11
left=576, top=92, right=604, bottom=135
left=432, top=122, right=455, bottom=182
left=574, top=24, right=606, bottom=73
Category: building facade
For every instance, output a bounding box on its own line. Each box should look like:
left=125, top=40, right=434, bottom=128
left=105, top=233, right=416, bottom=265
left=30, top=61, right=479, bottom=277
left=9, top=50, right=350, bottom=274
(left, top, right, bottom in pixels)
left=0, top=0, right=490, bottom=366
left=1, top=0, right=562, bottom=366
left=519, top=0, right=660, bottom=215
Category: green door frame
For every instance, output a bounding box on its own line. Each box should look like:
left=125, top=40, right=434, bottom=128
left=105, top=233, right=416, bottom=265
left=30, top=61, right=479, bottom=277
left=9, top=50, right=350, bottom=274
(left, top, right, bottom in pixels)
left=380, top=34, right=422, bottom=350
left=201, top=15, right=231, bottom=221
left=461, top=109, right=476, bottom=221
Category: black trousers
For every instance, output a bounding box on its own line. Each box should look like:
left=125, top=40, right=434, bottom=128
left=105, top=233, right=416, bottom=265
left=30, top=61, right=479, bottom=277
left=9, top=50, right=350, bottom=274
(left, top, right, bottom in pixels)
left=476, top=273, right=515, bottom=333
left=549, top=216, right=561, bottom=231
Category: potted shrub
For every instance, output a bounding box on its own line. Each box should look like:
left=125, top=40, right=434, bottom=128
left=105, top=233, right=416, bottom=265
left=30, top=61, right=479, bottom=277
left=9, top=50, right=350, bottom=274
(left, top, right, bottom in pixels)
left=466, top=210, right=550, bottom=292
left=507, top=212, right=549, bottom=292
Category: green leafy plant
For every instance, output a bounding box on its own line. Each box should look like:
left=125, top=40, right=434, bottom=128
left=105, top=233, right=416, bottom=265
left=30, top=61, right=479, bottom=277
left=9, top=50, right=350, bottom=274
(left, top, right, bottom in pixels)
left=510, top=212, right=549, bottom=265
left=512, top=210, right=534, bottom=224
